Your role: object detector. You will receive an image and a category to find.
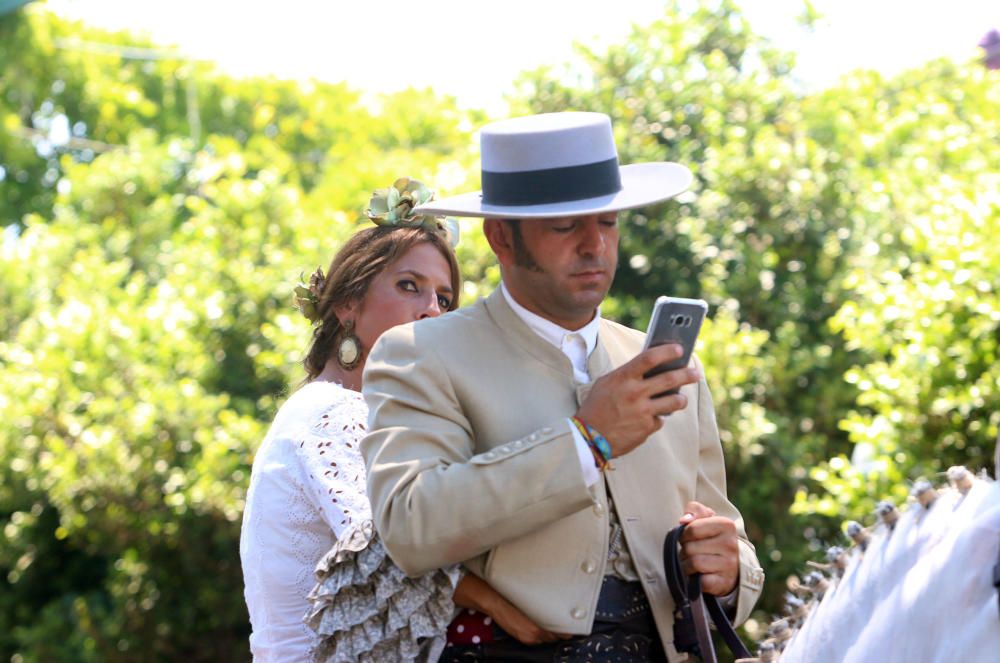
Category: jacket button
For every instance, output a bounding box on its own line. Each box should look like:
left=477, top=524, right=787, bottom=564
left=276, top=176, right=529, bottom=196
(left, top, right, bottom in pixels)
left=527, top=432, right=539, bottom=442
left=571, top=608, right=586, bottom=619
left=593, top=502, right=605, bottom=516
left=582, top=561, right=597, bottom=574
left=541, top=427, right=553, bottom=435
left=512, top=439, right=525, bottom=448
left=483, top=452, right=496, bottom=460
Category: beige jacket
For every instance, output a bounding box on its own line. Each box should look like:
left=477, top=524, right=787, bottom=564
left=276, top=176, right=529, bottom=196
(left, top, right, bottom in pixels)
left=362, top=289, right=764, bottom=661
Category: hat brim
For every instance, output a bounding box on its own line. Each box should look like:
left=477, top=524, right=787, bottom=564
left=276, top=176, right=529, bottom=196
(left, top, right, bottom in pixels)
left=414, top=162, right=693, bottom=219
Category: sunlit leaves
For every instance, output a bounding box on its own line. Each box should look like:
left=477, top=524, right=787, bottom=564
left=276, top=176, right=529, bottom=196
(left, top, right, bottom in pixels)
left=0, top=9, right=482, bottom=659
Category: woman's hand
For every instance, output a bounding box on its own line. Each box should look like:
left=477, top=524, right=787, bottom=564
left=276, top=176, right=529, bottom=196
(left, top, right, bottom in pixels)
left=453, top=573, right=569, bottom=645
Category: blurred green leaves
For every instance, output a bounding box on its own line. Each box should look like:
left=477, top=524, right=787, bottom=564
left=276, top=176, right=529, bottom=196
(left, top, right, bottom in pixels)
left=0, top=7, right=479, bottom=660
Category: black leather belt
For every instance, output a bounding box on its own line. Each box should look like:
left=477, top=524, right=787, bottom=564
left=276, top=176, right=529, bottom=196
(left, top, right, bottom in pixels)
left=594, top=576, right=651, bottom=622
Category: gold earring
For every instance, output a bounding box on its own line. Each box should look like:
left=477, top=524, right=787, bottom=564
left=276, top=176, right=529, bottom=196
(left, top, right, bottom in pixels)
left=336, top=320, right=362, bottom=370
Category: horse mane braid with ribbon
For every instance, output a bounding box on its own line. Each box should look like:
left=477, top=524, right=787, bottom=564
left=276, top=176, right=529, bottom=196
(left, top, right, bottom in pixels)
left=736, top=464, right=1000, bottom=663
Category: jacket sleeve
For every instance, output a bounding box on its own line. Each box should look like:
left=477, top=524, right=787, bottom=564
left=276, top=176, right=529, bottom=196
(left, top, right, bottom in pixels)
left=361, top=324, right=595, bottom=576
left=692, top=356, right=765, bottom=625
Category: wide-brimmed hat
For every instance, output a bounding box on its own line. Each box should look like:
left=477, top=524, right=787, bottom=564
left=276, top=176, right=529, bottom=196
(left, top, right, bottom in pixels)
left=414, top=112, right=692, bottom=219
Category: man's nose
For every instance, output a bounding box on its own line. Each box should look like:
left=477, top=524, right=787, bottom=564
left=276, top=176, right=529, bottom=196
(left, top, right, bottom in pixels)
left=578, top=219, right=605, bottom=255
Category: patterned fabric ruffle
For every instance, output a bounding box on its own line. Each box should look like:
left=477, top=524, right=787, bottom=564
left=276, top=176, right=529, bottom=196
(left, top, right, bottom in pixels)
left=305, top=519, right=462, bottom=662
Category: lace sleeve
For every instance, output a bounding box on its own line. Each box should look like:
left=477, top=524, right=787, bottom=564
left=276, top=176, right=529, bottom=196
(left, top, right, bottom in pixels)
left=294, top=393, right=372, bottom=541
left=306, top=522, right=462, bottom=663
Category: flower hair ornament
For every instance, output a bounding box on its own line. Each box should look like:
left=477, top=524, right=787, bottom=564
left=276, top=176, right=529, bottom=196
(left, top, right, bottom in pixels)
left=292, top=266, right=325, bottom=324
left=365, top=177, right=460, bottom=248
left=292, top=266, right=363, bottom=370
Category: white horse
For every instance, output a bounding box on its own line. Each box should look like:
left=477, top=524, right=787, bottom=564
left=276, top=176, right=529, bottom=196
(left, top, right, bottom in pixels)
left=742, top=460, right=1000, bottom=663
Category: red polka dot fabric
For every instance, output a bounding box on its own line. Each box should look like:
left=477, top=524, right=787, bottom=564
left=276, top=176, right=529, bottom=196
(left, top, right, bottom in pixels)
left=446, top=608, right=495, bottom=646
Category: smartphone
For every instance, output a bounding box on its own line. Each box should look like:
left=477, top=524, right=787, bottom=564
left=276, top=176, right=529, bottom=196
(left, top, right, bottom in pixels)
left=642, top=296, right=708, bottom=396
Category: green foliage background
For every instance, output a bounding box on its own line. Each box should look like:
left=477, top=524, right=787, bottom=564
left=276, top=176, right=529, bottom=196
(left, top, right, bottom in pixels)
left=1, top=2, right=997, bottom=660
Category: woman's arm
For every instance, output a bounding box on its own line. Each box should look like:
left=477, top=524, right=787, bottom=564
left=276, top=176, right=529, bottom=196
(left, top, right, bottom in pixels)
left=452, top=574, right=568, bottom=645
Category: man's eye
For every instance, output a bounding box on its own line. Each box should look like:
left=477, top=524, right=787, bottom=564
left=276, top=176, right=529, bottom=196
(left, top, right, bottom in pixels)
left=398, top=280, right=418, bottom=292
left=552, top=225, right=574, bottom=233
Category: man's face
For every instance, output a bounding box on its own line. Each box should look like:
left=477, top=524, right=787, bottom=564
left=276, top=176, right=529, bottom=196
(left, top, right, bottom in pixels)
left=490, top=213, right=619, bottom=329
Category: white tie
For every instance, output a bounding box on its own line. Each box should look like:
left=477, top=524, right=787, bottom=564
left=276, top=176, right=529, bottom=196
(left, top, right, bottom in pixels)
left=562, top=332, right=590, bottom=384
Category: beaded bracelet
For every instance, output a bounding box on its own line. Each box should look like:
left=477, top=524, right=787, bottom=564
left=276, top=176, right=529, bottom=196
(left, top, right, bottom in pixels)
left=569, top=416, right=600, bottom=468
left=583, top=422, right=613, bottom=464
left=570, top=416, right=614, bottom=471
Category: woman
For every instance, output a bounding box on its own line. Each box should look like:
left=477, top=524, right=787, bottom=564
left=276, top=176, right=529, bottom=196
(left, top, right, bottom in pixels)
left=239, top=179, right=557, bottom=662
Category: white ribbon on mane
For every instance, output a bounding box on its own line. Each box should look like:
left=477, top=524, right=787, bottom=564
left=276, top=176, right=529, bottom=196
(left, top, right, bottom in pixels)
left=778, top=477, right=1000, bottom=663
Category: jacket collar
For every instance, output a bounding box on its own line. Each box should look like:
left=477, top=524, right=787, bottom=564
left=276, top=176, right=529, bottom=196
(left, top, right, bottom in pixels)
left=482, top=287, right=615, bottom=391
left=499, top=282, right=600, bottom=362
left=482, top=288, right=570, bottom=379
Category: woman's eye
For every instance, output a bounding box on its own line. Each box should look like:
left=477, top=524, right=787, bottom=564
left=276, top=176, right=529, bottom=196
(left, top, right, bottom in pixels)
left=552, top=225, right=574, bottom=233
left=437, top=295, right=452, bottom=309
left=398, top=279, right=418, bottom=292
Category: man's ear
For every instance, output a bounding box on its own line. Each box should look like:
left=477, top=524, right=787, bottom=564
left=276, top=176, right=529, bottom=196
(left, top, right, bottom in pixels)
left=483, top=218, right=515, bottom=267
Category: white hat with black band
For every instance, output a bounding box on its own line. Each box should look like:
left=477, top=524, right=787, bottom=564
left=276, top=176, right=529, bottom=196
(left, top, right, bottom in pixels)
left=414, top=111, right=693, bottom=219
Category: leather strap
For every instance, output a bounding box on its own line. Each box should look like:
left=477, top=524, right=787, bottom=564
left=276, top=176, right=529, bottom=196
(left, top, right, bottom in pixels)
left=993, top=539, right=1000, bottom=618
left=664, top=524, right=752, bottom=662
left=689, top=588, right=717, bottom=662
left=705, top=587, right=754, bottom=657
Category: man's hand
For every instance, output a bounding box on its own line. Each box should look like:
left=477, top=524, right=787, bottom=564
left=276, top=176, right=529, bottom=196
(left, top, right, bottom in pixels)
left=574, top=343, right=700, bottom=457
left=679, top=501, right=739, bottom=596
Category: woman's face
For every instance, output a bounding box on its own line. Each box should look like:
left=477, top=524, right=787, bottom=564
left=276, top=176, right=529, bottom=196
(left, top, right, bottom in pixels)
left=351, top=242, right=455, bottom=352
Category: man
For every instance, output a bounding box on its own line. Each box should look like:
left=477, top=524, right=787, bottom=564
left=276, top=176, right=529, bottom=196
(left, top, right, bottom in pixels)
left=361, top=112, right=764, bottom=661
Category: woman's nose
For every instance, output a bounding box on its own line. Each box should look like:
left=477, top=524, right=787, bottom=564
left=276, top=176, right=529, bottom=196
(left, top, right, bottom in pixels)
left=418, top=295, right=442, bottom=320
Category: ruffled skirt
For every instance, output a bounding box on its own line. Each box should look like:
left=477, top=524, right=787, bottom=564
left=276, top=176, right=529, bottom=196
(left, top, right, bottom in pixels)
left=305, top=520, right=462, bottom=662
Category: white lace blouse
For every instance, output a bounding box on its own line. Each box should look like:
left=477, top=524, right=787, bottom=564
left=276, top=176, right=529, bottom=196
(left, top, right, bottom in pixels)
left=240, top=381, right=371, bottom=662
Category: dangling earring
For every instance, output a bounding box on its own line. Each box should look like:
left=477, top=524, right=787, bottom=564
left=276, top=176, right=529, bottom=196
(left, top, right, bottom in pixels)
left=336, top=320, right=363, bottom=371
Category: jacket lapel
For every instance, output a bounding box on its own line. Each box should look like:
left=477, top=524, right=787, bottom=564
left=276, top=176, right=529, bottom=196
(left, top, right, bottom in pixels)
left=587, top=328, right=614, bottom=379
left=574, top=320, right=616, bottom=405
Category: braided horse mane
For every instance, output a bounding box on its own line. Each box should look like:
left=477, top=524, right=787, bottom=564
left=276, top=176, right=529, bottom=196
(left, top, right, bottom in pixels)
left=741, top=443, right=1000, bottom=663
